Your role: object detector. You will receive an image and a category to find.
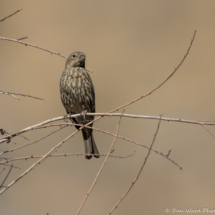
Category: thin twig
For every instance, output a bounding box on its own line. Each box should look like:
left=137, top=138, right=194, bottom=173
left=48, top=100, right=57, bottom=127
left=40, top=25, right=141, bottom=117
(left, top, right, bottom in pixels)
left=108, top=119, right=162, bottom=214
left=0, top=152, right=135, bottom=165
left=0, top=37, right=67, bottom=59
left=0, top=9, right=22, bottom=22
left=201, top=124, right=215, bottom=139
left=0, top=168, right=5, bottom=176
left=76, top=110, right=125, bottom=215
left=0, top=165, right=13, bottom=189
left=0, top=163, right=20, bottom=169
left=0, top=162, right=21, bottom=169
left=17, top=37, right=28, bottom=41
left=0, top=90, right=44, bottom=100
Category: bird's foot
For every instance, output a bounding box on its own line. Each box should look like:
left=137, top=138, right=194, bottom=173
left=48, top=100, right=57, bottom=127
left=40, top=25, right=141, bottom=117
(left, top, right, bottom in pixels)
left=81, top=110, right=88, bottom=122
left=63, top=114, right=69, bottom=123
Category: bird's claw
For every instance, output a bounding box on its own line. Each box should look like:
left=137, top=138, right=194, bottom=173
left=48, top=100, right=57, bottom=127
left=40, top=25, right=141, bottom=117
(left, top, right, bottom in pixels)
left=63, top=114, right=69, bottom=123
left=81, top=110, right=88, bottom=122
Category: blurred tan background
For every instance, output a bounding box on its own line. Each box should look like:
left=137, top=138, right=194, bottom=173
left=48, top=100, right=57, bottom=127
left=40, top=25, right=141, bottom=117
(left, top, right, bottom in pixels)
left=1, top=0, right=215, bottom=214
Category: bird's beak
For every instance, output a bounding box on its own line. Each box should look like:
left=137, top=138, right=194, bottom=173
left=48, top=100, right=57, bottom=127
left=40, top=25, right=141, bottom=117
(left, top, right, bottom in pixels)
left=80, top=55, right=85, bottom=62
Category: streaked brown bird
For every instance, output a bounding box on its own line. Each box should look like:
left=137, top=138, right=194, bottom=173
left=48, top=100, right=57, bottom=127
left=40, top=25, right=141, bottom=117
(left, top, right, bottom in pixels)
left=60, top=51, right=100, bottom=159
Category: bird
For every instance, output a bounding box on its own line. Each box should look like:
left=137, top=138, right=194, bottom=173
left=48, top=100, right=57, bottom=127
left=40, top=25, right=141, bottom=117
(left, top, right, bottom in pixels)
left=60, top=51, right=100, bottom=159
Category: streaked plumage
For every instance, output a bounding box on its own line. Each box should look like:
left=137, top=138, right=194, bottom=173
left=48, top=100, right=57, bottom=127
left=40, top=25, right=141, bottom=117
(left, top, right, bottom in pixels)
left=60, top=51, right=100, bottom=159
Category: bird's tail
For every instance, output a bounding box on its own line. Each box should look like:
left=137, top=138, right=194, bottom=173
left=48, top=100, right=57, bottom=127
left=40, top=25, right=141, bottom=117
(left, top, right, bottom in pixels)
left=82, top=129, right=100, bottom=159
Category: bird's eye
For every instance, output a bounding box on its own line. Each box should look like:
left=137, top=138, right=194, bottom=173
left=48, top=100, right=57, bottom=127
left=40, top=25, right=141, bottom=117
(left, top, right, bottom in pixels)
left=72, top=54, right=76, bottom=58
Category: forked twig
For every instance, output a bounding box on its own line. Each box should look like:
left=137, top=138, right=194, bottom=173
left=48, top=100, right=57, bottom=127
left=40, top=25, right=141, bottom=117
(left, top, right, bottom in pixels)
left=76, top=110, right=125, bottom=215
left=108, top=119, right=162, bottom=214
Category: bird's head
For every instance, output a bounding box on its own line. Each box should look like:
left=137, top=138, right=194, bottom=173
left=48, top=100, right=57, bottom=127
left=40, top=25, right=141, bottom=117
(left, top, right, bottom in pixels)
left=65, top=51, right=86, bottom=68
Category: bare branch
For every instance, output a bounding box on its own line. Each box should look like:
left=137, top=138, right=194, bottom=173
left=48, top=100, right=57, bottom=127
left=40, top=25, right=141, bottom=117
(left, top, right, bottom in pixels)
left=1, top=112, right=214, bottom=145
left=76, top=110, right=125, bottom=215
left=109, top=119, right=162, bottom=214
left=0, top=90, right=44, bottom=100
left=0, top=9, right=22, bottom=22
left=0, top=152, right=135, bottom=165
